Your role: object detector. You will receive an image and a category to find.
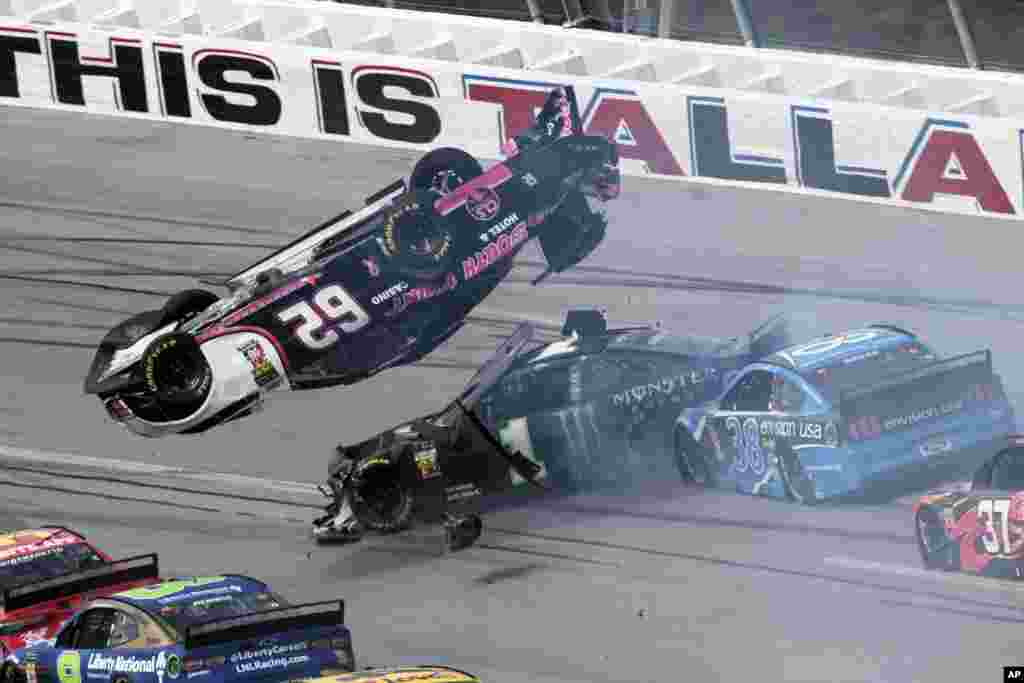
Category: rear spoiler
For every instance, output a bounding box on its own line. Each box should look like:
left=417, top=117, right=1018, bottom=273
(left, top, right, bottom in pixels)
left=184, top=600, right=344, bottom=651
left=839, top=350, right=991, bottom=404
left=218, top=180, right=407, bottom=292
left=1, top=553, right=158, bottom=613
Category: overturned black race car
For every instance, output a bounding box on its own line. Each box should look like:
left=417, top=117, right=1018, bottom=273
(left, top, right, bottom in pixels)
left=83, top=87, right=619, bottom=438
left=312, top=322, right=546, bottom=548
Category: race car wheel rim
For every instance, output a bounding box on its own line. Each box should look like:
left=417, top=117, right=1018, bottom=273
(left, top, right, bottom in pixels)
left=353, top=470, right=413, bottom=533
left=156, top=347, right=204, bottom=393
left=779, top=449, right=817, bottom=504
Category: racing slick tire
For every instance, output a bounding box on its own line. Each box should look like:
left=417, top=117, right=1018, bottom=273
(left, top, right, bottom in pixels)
left=777, top=446, right=819, bottom=505
left=674, top=426, right=717, bottom=488
left=161, top=288, right=219, bottom=326
left=351, top=457, right=415, bottom=534
left=382, top=196, right=457, bottom=281
left=140, top=332, right=213, bottom=411
left=915, top=505, right=959, bottom=571
left=410, top=147, right=483, bottom=196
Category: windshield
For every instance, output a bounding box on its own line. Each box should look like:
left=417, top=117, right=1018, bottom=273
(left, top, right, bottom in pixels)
left=154, top=591, right=289, bottom=633
left=803, top=341, right=939, bottom=403
left=0, top=542, right=106, bottom=591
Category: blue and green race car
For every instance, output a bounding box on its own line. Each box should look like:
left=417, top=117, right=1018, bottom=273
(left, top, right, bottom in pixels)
left=1, top=556, right=354, bottom=683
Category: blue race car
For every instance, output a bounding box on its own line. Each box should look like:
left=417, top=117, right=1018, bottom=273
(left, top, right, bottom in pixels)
left=673, top=325, right=1016, bottom=503
left=2, top=558, right=354, bottom=683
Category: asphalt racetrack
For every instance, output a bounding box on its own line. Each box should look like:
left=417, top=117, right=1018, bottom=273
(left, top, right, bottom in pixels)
left=4, top=106, right=1024, bottom=682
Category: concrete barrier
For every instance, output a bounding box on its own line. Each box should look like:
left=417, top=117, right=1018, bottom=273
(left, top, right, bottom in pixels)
left=4, top=8, right=1024, bottom=220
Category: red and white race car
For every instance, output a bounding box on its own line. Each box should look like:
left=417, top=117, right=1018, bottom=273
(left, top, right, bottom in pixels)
left=914, top=436, right=1024, bottom=578
left=0, top=527, right=157, bottom=655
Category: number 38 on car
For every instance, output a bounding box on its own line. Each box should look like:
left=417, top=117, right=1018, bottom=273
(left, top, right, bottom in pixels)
left=674, top=325, right=1014, bottom=504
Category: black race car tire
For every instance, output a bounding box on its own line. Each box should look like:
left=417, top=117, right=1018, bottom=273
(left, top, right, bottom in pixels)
left=915, top=505, right=959, bottom=571
left=674, top=426, right=717, bottom=487
left=351, top=458, right=415, bottom=534
left=140, top=333, right=213, bottom=409
left=386, top=148, right=485, bottom=281
left=161, top=289, right=219, bottom=326
left=777, top=446, right=819, bottom=505
left=381, top=196, right=456, bottom=282
left=410, top=147, right=483, bottom=196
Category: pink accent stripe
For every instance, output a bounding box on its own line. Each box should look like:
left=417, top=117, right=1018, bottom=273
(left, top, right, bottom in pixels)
left=434, top=163, right=514, bottom=216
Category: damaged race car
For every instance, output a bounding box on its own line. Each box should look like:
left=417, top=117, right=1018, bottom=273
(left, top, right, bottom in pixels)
left=83, top=86, right=620, bottom=438
left=2, top=570, right=355, bottom=683
left=675, top=325, right=1015, bottom=503
left=313, top=309, right=791, bottom=546
left=0, top=528, right=147, bottom=657
left=475, top=309, right=794, bottom=492
left=313, top=322, right=547, bottom=547
left=914, top=436, right=1024, bottom=579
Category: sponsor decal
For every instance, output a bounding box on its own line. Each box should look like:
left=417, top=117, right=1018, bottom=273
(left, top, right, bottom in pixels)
left=191, top=596, right=233, bottom=608
left=479, top=212, right=520, bottom=243
left=883, top=399, right=964, bottom=431
left=465, top=186, right=500, bottom=222
left=805, top=464, right=844, bottom=472
left=799, top=422, right=822, bottom=440
left=370, top=282, right=409, bottom=306
left=233, top=656, right=310, bottom=675
left=362, top=257, right=381, bottom=278
left=386, top=273, right=458, bottom=317
left=230, top=641, right=307, bottom=664
left=611, top=368, right=717, bottom=407
left=413, top=444, right=441, bottom=480
left=157, top=584, right=242, bottom=604
left=462, top=224, right=528, bottom=280
left=238, top=340, right=281, bottom=389
left=445, top=483, right=481, bottom=502
left=0, top=535, right=74, bottom=563
left=0, top=546, right=64, bottom=567
left=156, top=652, right=180, bottom=683
left=87, top=654, right=158, bottom=674
left=20, top=628, right=50, bottom=646
left=919, top=435, right=953, bottom=458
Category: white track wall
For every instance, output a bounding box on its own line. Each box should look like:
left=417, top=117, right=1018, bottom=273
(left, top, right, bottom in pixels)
left=5, top=3, right=1024, bottom=219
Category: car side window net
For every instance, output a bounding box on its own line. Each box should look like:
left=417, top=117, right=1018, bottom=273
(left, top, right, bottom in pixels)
left=721, top=370, right=772, bottom=412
